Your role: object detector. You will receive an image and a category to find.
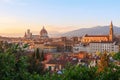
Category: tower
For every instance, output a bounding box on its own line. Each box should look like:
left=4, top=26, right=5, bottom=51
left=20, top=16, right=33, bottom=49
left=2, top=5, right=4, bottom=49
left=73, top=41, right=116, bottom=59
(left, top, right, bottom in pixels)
left=24, top=29, right=32, bottom=39
left=24, top=32, right=27, bottom=38
left=109, top=21, right=114, bottom=41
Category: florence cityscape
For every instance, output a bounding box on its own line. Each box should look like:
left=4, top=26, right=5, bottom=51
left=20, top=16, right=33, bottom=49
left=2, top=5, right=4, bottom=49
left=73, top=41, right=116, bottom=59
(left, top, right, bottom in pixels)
left=0, top=0, right=120, bottom=80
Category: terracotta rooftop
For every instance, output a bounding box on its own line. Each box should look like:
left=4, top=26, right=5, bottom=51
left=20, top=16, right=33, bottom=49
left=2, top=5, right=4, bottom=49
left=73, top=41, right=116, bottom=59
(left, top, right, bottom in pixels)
left=84, top=34, right=109, bottom=37
left=46, top=57, right=78, bottom=65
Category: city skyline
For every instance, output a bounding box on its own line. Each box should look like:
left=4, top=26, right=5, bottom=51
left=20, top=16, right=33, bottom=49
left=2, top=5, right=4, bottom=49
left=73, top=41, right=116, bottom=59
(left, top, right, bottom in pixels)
left=0, top=0, right=120, bottom=37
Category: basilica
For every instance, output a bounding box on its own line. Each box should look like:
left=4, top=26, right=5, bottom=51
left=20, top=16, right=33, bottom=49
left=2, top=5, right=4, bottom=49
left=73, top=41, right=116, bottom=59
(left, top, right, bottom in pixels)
left=81, top=22, right=114, bottom=43
left=40, top=26, right=49, bottom=39
left=24, top=26, right=49, bottom=40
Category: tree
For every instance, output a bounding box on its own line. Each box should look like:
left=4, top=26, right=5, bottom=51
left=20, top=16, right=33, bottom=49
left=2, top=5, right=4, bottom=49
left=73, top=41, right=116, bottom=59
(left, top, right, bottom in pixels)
left=36, top=48, right=40, bottom=59
left=113, top=52, right=120, bottom=61
left=96, top=51, right=120, bottom=80
left=0, top=52, right=31, bottom=80
left=28, top=48, right=45, bottom=74
left=0, top=43, right=120, bottom=80
left=0, top=41, right=13, bottom=53
left=39, top=50, right=44, bottom=61
left=0, top=53, right=16, bottom=80
left=95, top=51, right=101, bottom=56
left=5, top=43, right=29, bottom=60
left=97, top=51, right=109, bottom=73
left=96, top=63, right=120, bottom=80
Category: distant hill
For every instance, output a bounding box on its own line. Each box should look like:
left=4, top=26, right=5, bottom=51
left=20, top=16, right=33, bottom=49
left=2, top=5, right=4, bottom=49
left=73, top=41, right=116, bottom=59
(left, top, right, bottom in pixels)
left=62, top=26, right=120, bottom=37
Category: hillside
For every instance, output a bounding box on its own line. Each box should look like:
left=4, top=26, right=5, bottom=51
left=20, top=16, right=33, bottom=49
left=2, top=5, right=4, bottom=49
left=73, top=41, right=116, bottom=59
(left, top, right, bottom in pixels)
left=62, top=26, right=120, bottom=37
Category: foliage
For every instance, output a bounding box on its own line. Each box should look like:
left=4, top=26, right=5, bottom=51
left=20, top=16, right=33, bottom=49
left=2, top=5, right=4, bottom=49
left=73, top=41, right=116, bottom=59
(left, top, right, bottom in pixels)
left=5, top=43, right=29, bottom=60
left=96, top=63, right=120, bottom=80
left=96, top=51, right=101, bottom=56
left=97, top=51, right=109, bottom=73
left=0, top=52, right=31, bottom=80
left=40, top=64, right=120, bottom=80
left=0, top=53, right=16, bottom=80
left=109, top=52, right=115, bottom=57
left=61, top=65, right=97, bottom=80
left=113, top=52, right=120, bottom=61
left=0, top=44, right=120, bottom=80
left=28, top=48, right=45, bottom=74
left=0, top=41, right=12, bottom=53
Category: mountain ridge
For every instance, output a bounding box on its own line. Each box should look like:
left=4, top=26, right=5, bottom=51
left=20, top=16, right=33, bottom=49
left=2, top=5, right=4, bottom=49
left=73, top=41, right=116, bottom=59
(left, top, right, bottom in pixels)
left=61, top=26, right=120, bottom=37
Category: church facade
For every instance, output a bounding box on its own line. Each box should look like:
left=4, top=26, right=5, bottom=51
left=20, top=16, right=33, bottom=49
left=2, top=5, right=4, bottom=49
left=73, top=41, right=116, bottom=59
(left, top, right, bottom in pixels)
left=81, top=22, right=114, bottom=43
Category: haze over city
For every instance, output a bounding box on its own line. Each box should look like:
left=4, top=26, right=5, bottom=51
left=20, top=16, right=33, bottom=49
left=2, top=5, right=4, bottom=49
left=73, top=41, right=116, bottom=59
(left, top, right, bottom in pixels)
left=0, top=0, right=120, bottom=37
left=0, top=0, right=120, bottom=79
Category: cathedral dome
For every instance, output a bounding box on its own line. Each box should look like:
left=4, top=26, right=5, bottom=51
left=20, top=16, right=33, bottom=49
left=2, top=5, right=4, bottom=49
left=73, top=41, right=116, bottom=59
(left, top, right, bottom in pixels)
left=40, top=27, right=48, bottom=35
left=40, top=26, right=49, bottom=39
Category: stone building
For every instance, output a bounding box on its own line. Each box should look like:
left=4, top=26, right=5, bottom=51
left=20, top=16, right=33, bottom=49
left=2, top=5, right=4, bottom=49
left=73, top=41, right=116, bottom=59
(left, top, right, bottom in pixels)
left=81, top=22, right=114, bottom=43
left=89, top=42, right=119, bottom=53
left=24, top=26, right=49, bottom=40
left=40, top=26, right=49, bottom=39
left=73, top=42, right=119, bottom=54
left=24, top=29, right=32, bottom=39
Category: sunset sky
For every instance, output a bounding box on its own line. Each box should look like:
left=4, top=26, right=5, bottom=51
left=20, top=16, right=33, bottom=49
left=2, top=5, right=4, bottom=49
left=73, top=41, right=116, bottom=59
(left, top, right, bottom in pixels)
left=0, top=0, right=120, bottom=37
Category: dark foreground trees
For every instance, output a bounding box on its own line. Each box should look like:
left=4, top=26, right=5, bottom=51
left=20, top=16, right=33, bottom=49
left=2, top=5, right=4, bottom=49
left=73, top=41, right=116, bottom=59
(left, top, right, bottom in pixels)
left=0, top=53, right=30, bottom=80
left=0, top=44, right=120, bottom=80
left=28, top=48, right=45, bottom=75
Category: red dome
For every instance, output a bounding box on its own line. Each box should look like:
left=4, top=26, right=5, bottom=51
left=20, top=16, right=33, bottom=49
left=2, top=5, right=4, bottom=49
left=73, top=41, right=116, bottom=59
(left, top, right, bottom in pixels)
left=40, top=27, right=48, bottom=35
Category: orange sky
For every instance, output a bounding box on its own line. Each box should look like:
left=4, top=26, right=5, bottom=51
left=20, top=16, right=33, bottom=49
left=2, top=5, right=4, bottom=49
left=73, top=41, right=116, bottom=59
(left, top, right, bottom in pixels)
left=0, top=0, right=120, bottom=37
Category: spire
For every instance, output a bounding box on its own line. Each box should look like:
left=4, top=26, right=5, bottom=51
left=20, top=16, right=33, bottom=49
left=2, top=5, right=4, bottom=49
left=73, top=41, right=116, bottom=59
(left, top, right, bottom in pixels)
left=110, top=21, right=113, bottom=27
left=43, top=26, right=45, bottom=29
left=25, top=32, right=26, bottom=35
left=24, top=32, right=27, bottom=38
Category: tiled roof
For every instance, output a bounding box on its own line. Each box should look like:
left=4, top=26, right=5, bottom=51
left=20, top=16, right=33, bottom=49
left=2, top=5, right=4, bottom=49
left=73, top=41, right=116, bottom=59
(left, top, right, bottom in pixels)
left=84, top=34, right=108, bottom=37
left=46, top=58, right=78, bottom=65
